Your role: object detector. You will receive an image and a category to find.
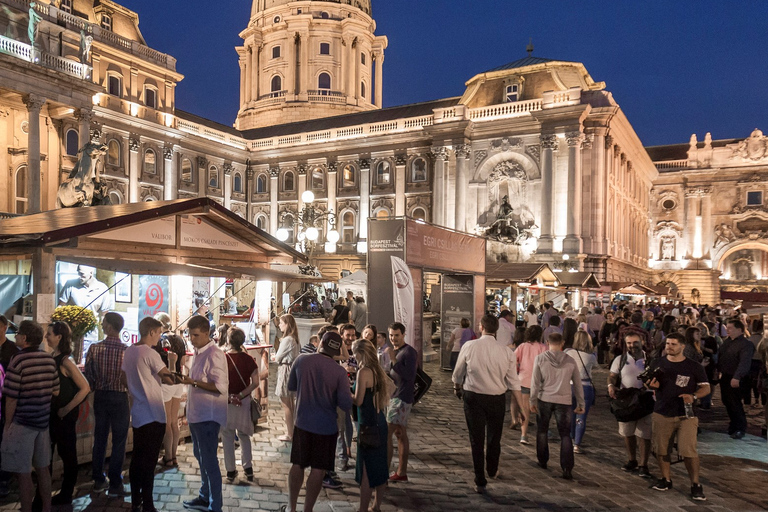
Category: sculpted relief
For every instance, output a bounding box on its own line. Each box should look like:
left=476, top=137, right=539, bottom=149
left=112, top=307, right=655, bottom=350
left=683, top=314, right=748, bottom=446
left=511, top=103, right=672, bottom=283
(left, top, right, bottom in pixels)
left=730, top=128, right=768, bottom=162
left=481, top=160, right=537, bottom=245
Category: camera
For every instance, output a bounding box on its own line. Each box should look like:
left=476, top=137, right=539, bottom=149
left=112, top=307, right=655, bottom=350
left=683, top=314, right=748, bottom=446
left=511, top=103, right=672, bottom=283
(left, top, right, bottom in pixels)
left=638, top=364, right=664, bottom=385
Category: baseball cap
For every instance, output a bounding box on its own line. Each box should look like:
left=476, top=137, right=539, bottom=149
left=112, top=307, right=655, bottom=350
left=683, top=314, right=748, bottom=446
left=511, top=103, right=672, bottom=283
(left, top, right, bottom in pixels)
left=319, top=331, right=342, bottom=357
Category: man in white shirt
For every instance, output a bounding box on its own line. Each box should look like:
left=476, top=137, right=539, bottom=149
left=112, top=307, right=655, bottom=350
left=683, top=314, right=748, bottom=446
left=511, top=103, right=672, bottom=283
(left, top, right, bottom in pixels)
left=452, top=315, right=523, bottom=494
left=181, top=315, right=228, bottom=512
left=497, top=310, right=516, bottom=347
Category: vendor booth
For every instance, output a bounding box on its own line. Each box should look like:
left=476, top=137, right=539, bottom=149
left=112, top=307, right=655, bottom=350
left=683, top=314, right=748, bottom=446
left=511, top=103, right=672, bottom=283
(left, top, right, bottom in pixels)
left=485, top=263, right=559, bottom=318
left=0, top=197, right=315, bottom=465
left=554, top=271, right=603, bottom=310
left=367, top=218, right=486, bottom=369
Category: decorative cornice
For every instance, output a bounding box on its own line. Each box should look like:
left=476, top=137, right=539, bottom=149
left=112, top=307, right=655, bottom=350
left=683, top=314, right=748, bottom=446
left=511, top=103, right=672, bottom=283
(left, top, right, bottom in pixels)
left=540, top=134, right=558, bottom=150
left=23, top=94, right=45, bottom=112
left=431, top=146, right=449, bottom=161
left=454, top=144, right=471, bottom=159
left=128, top=137, right=140, bottom=153
left=565, top=132, right=584, bottom=147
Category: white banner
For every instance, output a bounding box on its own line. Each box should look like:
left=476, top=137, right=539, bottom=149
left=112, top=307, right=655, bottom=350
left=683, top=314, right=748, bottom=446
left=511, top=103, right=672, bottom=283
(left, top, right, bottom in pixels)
left=391, top=256, right=415, bottom=349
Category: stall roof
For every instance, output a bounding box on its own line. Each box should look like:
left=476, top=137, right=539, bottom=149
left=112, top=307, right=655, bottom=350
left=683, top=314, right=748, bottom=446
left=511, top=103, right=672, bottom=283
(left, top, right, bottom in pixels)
left=486, top=263, right=559, bottom=286
left=555, top=271, right=602, bottom=289
left=613, top=283, right=658, bottom=295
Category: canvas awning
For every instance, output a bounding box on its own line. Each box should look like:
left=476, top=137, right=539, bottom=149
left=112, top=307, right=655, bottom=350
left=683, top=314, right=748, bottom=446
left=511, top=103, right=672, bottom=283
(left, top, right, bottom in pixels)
left=614, top=283, right=658, bottom=296
left=554, top=271, right=602, bottom=290
left=486, top=263, right=559, bottom=287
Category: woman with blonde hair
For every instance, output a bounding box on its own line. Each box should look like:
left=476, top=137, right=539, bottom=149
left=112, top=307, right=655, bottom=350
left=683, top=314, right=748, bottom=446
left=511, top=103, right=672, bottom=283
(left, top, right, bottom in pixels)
left=564, top=330, right=596, bottom=454
left=351, top=339, right=389, bottom=512
left=153, top=312, right=187, bottom=467
left=274, top=314, right=300, bottom=441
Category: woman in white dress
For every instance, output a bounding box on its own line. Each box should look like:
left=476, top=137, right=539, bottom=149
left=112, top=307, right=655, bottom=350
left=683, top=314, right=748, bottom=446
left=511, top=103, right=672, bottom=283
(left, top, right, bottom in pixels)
left=274, top=314, right=300, bottom=442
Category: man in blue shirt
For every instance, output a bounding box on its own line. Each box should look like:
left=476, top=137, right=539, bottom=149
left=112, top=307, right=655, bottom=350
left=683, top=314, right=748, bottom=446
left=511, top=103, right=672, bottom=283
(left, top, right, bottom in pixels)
left=284, top=332, right=352, bottom=512
left=385, top=322, right=418, bottom=482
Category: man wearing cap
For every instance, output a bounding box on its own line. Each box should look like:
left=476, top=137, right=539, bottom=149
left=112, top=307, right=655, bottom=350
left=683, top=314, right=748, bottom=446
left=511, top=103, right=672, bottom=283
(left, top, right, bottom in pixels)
left=283, top=332, right=353, bottom=512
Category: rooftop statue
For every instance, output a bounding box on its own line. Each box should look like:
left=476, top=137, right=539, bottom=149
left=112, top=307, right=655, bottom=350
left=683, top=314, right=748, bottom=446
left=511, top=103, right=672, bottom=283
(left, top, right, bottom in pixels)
left=28, top=2, right=41, bottom=48
left=57, top=141, right=110, bottom=208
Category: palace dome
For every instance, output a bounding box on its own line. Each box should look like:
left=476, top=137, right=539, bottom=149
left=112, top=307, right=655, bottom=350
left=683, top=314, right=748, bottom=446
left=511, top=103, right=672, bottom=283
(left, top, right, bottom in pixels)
left=252, top=0, right=372, bottom=16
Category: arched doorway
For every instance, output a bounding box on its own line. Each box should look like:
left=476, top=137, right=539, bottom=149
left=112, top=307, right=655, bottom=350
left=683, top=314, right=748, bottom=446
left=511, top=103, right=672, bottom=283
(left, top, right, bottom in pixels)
left=717, top=242, right=768, bottom=292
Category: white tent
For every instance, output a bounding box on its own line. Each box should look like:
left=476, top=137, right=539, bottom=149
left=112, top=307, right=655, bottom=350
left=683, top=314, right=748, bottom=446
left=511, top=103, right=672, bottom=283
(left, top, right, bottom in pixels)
left=338, top=270, right=367, bottom=302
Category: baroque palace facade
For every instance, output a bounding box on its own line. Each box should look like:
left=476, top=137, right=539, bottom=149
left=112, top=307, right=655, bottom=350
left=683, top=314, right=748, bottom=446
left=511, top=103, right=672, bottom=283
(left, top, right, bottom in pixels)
left=0, top=0, right=761, bottom=303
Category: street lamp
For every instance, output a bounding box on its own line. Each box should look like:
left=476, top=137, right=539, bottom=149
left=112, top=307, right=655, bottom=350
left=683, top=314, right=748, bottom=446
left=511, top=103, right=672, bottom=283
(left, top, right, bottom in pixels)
left=275, top=191, right=339, bottom=255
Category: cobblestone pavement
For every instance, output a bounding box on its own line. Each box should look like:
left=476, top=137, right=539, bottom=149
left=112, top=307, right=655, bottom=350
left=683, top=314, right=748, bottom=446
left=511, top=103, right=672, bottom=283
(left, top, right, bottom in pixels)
left=1, top=360, right=767, bottom=512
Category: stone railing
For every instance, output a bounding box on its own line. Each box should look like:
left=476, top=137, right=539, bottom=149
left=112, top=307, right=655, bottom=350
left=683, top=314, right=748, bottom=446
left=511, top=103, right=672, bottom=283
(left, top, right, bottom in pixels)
left=0, top=211, right=20, bottom=219
left=307, top=90, right=346, bottom=104
left=176, top=118, right=249, bottom=150
left=655, top=159, right=689, bottom=170
left=0, top=34, right=91, bottom=79
left=468, top=98, right=543, bottom=121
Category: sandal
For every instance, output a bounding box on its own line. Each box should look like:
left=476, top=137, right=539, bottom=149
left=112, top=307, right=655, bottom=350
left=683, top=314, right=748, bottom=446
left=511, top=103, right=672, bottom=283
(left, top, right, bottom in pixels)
left=172, top=458, right=178, bottom=467
left=160, top=457, right=174, bottom=467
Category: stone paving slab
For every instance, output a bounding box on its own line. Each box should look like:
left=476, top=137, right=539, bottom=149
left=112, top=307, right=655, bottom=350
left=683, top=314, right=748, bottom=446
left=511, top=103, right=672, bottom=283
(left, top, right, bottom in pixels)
left=0, top=361, right=766, bottom=511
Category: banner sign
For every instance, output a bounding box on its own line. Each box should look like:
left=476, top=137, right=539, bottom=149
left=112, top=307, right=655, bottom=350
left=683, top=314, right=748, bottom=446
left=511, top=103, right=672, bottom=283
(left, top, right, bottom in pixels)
left=367, top=219, right=405, bottom=333
left=440, top=274, right=475, bottom=370
left=405, top=219, right=486, bottom=274
left=392, top=256, right=415, bottom=350
left=139, top=275, right=170, bottom=319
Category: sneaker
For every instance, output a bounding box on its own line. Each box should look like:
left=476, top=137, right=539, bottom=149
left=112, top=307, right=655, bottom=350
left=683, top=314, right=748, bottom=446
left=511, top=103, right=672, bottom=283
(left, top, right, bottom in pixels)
left=244, top=467, right=254, bottom=482
left=322, top=472, right=343, bottom=489
left=638, top=466, right=653, bottom=479
left=621, top=460, right=639, bottom=472
left=339, top=461, right=352, bottom=472
left=731, top=431, right=745, bottom=439
left=183, top=497, right=210, bottom=511
left=519, top=435, right=530, bottom=445
left=691, top=484, right=706, bottom=501
left=573, top=445, right=583, bottom=454
left=389, top=472, right=409, bottom=482
left=651, top=478, right=673, bottom=491
left=226, top=470, right=237, bottom=483
left=473, top=484, right=486, bottom=494
left=92, top=480, right=109, bottom=493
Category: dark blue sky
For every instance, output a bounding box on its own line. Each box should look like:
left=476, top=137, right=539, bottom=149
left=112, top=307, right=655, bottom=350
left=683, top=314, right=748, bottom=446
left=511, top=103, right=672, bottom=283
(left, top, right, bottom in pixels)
left=124, top=0, right=768, bottom=146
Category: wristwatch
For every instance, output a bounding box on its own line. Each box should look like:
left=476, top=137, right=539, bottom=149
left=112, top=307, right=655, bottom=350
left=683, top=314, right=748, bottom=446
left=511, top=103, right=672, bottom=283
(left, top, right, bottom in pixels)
left=192, top=381, right=198, bottom=388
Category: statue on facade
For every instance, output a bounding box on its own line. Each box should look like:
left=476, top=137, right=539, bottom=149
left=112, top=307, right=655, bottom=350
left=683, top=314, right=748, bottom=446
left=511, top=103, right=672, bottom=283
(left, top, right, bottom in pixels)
left=57, top=141, right=110, bottom=208
left=79, top=29, right=93, bottom=63
left=28, top=2, right=42, bottom=48
left=660, top=237, right=675, bottom=260
left=484, top=195, right=537, bottom=245
left=714, top=223, right=736, bottom=247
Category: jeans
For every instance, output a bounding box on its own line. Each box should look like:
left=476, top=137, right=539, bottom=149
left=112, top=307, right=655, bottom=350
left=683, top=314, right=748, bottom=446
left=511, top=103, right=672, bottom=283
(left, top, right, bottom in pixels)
left=721, top=374, right=747, bottom=433
left=221, top=426, right=252, bottom=473
left=129, top=422, right=165, bottom=509
left=190, top=421, right=223, bottom=512
left=536, top=400, right=574, bottom=472
left=463, top=391, right=506, bottom=487
left=571, top=384, right=594, bottom=446
left=336, top=409, right=353, bottom=466
left=92, top=390, right=130, bottom=486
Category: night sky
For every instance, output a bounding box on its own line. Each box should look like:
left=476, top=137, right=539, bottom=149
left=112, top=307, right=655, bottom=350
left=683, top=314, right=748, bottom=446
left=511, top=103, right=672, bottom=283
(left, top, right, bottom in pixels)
left=122, top=0, right=768, bottom=147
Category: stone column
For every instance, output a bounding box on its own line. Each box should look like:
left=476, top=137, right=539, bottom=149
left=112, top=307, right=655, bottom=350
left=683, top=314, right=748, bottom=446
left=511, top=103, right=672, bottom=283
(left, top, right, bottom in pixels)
left=354, top=41, right=361, bottom=102
left=77, top=107, right=93, bottom=147
left=130, top=67, right=138, bottom=103
left=246, top=168, right=255, bottom=221
left=223, top=164, right=233, bottom=209
left=245, top=47, right=252, bottom=103
left=467, top=183, right=480, bottom=230
left=431, top=147, right=448, bottom=227
left=454, top=144, right=470, bottom=232
left=239, top=55, right=246, bottom=105
left=394, top=154, right=406, bottom=215
left=163, top=144, right=176, bottom=200
left=128, top=136, right=140, bottom=202
left=347, top=39, right=356, bottom=101
left=327, top=162, right=338, bottom=233
left=564, top=131, right=584, bottom=254
left=24, top=94, right=45, bottom=213
left=590, top=131, right=608, bottom=254
left=269, top=168, right=279, bottom=234
left=286, top=34, right=296, bottom=97
left=252, top=44, right=260, bottom=101
left=702, top=190, right=713, bottom=259
left=684, top=190, right=696, bottom=259
left=197, top=156, right=207, bottom=198
left=297, top=166, right=307, bottom=211
left=32, top=248, right=55, bottom=324
left=359, top=159, right=370, bottom=239
left=299, top=33, right=309, bottom=97
left=538, top=134, right=558, bottom=253
left=374, top=52, right=384, bottom=108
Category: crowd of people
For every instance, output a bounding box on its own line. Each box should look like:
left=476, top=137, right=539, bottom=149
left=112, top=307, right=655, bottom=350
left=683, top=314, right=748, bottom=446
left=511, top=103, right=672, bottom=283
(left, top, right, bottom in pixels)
left=0, top=294, right=766, bottom=511
left=449, top=299, right=768, bottom=502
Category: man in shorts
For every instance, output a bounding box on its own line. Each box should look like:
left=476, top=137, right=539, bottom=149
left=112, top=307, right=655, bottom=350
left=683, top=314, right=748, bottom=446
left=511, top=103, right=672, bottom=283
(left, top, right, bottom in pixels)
left=1, top=320, right=59, bottom=512
left=385, top=322, right=418, bottom=482
left=608, top=331, right=654, bottom=477
left=647, top=332, right=710, bottom=501
left=284, top=332, right=352, bottom=512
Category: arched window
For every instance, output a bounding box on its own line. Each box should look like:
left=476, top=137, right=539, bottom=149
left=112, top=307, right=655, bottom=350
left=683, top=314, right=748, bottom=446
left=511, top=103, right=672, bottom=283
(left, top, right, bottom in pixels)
left=411, top=157, right=427, bottom=182
left=107, top=139, right=121, bottom=166
left=342, top=211, right=356, bottom=243
left=320, top=12, right=329, bottom=19
left=318, top=73, right=331, bottom=92
left=208, top=165, right=219, bottom=188
left=311, top=168, right=324, bottom=190
left=145, top=196, right=156, bottom=202
left=108, top=190, right=122, bottom=205
left=375, top=161, right=390, bottom=185
left=256, top=174, right=267, bottom=193
left=100, top=13, right=112, bottom=31
left=181, top=157, right=193, bottom=182
left=255, top=214, right=268, bottom=231
left=144, top=149, right=156, bottom=174
left=342, top=164, right=355, bottom=187
left=14, top=165, right=27, bottom=214
left=412, top=207, right=427, bottom=221
left=271, top=75, right=282, bottom=93
left=65, top=129, right=79, bottom=156
left=361, top=82, right=366, bottom=99
left=283, top=213, right=295, bottom=243
left=283, top=171, right=295, bottom=191
left=233, top=173, right=243, bottom=193
left=106, top=72, right=122, bottom=97
left=374, top=208, right=390, bottom=219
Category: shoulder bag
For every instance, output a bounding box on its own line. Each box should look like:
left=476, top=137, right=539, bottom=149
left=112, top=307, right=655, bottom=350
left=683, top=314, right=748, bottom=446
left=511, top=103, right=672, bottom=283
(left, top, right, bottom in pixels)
left=573, top=350, right=596, bottom=406
left=227, top=352, right=263, bottom=424
left=608, top=354, right=654, bottom=422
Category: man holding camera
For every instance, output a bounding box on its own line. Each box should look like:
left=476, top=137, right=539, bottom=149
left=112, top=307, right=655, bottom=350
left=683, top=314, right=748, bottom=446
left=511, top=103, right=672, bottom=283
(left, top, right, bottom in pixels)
left=647, top=332, right=710, bottom=501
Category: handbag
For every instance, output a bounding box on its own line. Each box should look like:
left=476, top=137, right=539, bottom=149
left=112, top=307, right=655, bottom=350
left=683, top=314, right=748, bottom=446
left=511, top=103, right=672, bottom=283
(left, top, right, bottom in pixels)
left=227, top=353, right=263, bottom=424
left=413, top=367, right=432, bottom=404
left=608, top=354, right=654, bottom=422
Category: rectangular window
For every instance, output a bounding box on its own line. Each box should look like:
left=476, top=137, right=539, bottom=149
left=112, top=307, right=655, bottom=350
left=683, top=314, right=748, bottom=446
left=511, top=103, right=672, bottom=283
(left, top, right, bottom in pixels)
left=361, top=52, right=366, bottom=65
left=272, top=46, right=281, bottom=59
left=505, top=84, right=519, bottom=103
left=60, top=0, right=72, bottom=14
left=101, top=14, right=112, bottom=31
left=108, top=75, right=121, bottom=97
left=320, top=42, right=330, bottom=55
left=747, top=191, right=763, bottom=206
left=144, top=87, right=157, bottom=109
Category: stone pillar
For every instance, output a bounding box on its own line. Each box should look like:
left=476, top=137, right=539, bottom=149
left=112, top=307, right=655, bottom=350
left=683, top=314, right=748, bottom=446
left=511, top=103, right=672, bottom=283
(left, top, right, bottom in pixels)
left=130, top=67, right=138, bottom=103
left=286, top=34, right=296, bottom=97
left=77, top=107, right=93, bottom=147
left=245, top=47, right=252, bottom=103
left=538, top=134, right=558, bottom=253
left=431, top=147, right=448, bottom=227
left=252, top=45, right=260, bottom=101
left=347, top=39, right=356, bottom=101
left=468, top=183, right=480, bottom=230
left=246, top=168, right=255, bottom=221
left=299, top=34, right=309, bottom=97
left=354, top=42, right=361, bottom=102
left=297, top=166, right=307, bottom=211
left=239, top=56, right=246, bottom=105
left=684, top=190, right=697, bottom=259
left=163, top=144, right=176, bottom=200
left=591, top=131, right=608, bottom=254
left=564, top=131, right=584, bottom=254
left=454, top=144, right=470, bottom=232
left=702, top=190, right=713, bottom=259
left=223, top=164, right=233, bottom=209
left=24, top=94, right=45, bottom=213
left=269, top=168, right=279, bottom=234
left=327, top=163, right=338, bottom=233
left=197, top=156, right=207, bottom=198
left=394, top=154, right=406, bottom=215
left=32, top=248, right=55, bottom=324
left=374, top=52, right=384, bottom=108
left=128, top=136, right=140, bottom=202
left=359, top=160, right=370, bottom=239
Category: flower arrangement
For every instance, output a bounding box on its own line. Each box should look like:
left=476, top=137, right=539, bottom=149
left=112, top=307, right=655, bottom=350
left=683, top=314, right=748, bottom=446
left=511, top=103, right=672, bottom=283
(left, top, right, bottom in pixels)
left=51, top=305, right=97, bottom=339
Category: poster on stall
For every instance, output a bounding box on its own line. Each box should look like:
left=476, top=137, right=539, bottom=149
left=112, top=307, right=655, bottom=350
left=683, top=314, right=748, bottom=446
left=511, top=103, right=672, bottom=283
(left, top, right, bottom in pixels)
left=139, top=275, right=170, bottom=319
left=391, top=256, right=415, bottom=350
left=440, top=274, right=474, bottom=370
left=367, top=220, right=405, bottom=334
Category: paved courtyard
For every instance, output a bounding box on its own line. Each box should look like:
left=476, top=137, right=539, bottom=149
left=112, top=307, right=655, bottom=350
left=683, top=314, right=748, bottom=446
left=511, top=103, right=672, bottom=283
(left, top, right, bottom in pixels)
left=1, top=359, right=767, bottom=512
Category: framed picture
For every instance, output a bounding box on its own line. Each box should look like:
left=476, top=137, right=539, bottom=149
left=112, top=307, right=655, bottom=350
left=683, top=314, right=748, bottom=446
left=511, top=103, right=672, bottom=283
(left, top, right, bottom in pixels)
left=115, top=272, right=132, bottom=303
